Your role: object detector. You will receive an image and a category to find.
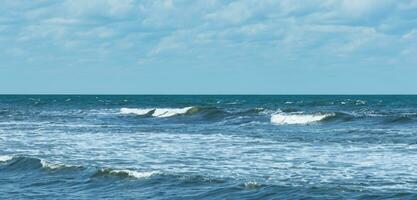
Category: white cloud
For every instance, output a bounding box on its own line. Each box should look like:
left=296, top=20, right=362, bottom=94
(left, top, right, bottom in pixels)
left=205, top=1, right=253, bottom=24
left=1, top=0, right=416, bottom=69
left=43, top=18, right=82, bottom=25
left=63, top=0, right=136, bottom=19
left=403, top=29, right=417, bottom=40
left=149, top=30, right=189, bottom=56
left=78, top=26, right=116, bottom=39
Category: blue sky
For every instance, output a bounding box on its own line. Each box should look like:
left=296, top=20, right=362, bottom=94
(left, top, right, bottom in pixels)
left=1, top=0, right=417, bottom=94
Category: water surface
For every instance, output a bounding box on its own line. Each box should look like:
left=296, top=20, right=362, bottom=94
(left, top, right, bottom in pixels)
left=1, top=95, right=417, bottom=199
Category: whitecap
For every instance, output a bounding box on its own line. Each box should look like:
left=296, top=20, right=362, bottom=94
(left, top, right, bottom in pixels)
left=0, top=155, right=13, bottom=162
left=120, top=107, right=193, bottom=118
left=244, top=181, right=262, bottom=188
left=271, top=113, right=334, bottom=125
left=355, top=100, right=367, bottom=105
left=40, top=160, right=65, bottom=169
left=120, top=108, right=154, bottom=115
left=109, top=169, right=159, bottom=179
left=152, top=107, right=193, bottom=117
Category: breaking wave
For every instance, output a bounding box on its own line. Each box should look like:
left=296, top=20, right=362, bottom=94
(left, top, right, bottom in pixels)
left=0, top=155, right=158, bottom=179
left=120, top=107, right=194, bottom=118
left=271, top=112, right=335, bottom=125
left=0, top=155, right=13, bottom=162
left=119, top=106, right=257, bottom=121
left=94, top=169, right=159, bottom=179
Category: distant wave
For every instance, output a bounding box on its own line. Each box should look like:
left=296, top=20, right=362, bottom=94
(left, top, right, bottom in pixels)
left=120, top=107, right=341, bottom=125
left=271, top=112, right=335, bottom=125
left=9, top=105, right=409, bottom=127
left=120, top=107, right=194, bottom=118
left=119, top=106, right=227, bottom=120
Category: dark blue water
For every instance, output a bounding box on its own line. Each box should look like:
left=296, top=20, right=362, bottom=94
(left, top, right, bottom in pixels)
left=1, top=95, right=417, bottom=199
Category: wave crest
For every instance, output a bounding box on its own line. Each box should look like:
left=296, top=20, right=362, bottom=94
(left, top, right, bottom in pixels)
left=0, top=156, right=80, bottom=171
left=120, top=108, right=154, bottom=116
left=1, top=155, right=158, bottom=180
left=120, top=107, right=194, bottom=118
left=243, top=181, right=263, bottom=189
left=0, top=155, right=13, bottom=162
left=95, top=168, right=159, bottom=179
left=271, top=113, right=335, bottom=125
left=40, top=160, right=67, bottom=170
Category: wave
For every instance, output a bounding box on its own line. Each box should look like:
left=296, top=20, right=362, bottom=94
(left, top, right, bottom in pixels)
left=95, top=168, right=159, bottom=179
left=271, top=113, right=335, bottom=125
left=120, top=108, right=154, bottom=115
left=243, top=181, right=264, bottom=189
left=0, top=155, right=229, bottom=188
left=0, top=155, right=13, bottom=162
left=120, top=107, right=264, bottom=117
left=120, top=107, right=194, bottom=118
left=386, top=114, right=416, bottom=124
left=119, top=106, right=231, bottom=121
left=0, top=155, right=230, bottom=186
left=118, top=106, right=417, bottom=125
left=0, top=156, right=80, bottom=171
left=40, top=160, right=68, bottom=170
left=0, top=155, right=157, bottom=179
left=0, top=109, right=9, bottom=115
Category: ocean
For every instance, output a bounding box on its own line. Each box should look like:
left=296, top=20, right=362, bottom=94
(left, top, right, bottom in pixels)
left=1, top=95, right=417, bottom=199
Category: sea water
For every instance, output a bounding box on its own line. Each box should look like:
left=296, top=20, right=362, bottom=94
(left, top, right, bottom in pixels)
left=1, top=95, right=417, bottom=199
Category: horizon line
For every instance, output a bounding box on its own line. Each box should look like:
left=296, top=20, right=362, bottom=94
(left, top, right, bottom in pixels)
left=1, top=94, right=417, bottom=96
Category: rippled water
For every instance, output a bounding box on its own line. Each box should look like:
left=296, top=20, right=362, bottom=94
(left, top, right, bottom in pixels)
left=1, top=95, right=417, bottom=199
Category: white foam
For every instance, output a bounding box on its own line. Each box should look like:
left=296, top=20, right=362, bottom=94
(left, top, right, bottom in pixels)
left=355, top=100, right=367, bottom=105
left=244, top=181, right=262, bottom=188
left=271, top=113, right=333, bottom=125
left=110, top=169, right=159, bottom=179
left=40, top=160, right=64, bottom=169
left=120, top=108, right=154, bottom=115
left=120, top=107, right=193, bottom=118
left=0, top=155, right=13, bottom=162
left=152, top=107, right=193, bottom=117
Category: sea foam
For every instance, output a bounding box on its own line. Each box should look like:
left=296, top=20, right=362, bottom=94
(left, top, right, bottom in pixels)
left=120, top=108, right=154, bottom=115
left=40, top=160, right=66, bottom=169
left=271, top=113, right=334, bottom=125
left=120, top=107, right=193, bottom=118
left=0, top=155, right=13, bottom=162
left=108, top=169, right=159, bottom=179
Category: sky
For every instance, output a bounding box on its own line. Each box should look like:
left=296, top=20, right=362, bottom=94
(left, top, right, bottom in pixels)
left=1, top=0, right=417, bottom=94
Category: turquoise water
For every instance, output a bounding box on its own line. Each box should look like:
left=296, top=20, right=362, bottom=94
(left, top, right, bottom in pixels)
left=1, top=95, right=417, bottom=199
